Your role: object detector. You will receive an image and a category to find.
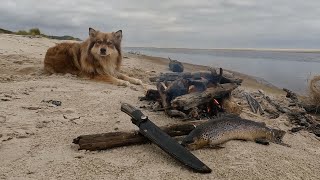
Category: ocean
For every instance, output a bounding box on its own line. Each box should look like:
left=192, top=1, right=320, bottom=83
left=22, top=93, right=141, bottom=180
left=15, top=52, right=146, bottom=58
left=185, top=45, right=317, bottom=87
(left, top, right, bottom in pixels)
left=124, top=47, right=320, bottom=94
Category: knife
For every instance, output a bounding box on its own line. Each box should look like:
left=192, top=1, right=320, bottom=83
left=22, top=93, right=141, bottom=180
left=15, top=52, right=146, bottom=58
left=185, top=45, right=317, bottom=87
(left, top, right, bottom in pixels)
left=121, top=103, right=212, bottom=173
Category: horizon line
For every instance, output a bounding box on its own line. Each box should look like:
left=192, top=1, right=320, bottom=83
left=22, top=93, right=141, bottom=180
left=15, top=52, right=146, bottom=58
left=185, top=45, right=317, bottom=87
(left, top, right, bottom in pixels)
left=124, top=46, right=320, bottom=53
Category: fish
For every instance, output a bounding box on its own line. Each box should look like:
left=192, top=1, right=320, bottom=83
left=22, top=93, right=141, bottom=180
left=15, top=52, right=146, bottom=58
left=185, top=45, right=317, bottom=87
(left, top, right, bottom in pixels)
left=181, top=115, right=287, bottom=150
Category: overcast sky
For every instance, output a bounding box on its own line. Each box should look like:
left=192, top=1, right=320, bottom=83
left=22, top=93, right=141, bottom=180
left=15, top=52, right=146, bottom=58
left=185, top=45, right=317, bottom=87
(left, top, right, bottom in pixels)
left=1, top=0, right=320, bottom=48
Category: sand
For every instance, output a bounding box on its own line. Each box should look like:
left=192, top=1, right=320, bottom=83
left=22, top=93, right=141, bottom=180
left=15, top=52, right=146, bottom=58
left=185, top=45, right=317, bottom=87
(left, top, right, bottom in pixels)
left=0, top=34, right=320, bottom=180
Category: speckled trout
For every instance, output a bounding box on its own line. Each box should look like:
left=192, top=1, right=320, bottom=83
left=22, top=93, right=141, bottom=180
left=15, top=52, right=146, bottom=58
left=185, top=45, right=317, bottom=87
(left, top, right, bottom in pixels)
left=181, top=116, right=287, bottom=150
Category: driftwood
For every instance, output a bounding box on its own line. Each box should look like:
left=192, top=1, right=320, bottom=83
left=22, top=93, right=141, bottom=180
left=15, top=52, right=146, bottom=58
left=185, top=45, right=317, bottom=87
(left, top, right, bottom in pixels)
left=144, top=68, right=241, bottom=119
left=150, top=70, right=242, bottom=85
left=157, top=81, right=188, bottom=118
left=259, top=90, right=320, bottom=137
left=169, top=57, right=184, bottom=72
left=283, top=88, right=319, bottom=114
left=172, top=83, right=238, bottom=111
left=139, top=89, right=160, bottom=101
left=244, top=92, right=264, bottom=114
left=73, top=120, right=207, bottom=151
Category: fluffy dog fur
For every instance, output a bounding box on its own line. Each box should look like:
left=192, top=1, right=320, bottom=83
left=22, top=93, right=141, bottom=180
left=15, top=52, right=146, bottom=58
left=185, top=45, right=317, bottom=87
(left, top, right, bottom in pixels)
left=44, top=28, right=142, bottom=86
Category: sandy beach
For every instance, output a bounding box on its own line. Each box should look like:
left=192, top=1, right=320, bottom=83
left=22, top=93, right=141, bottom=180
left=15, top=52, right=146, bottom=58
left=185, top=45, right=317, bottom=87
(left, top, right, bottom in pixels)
left=0, top=34, right=320, bottom=180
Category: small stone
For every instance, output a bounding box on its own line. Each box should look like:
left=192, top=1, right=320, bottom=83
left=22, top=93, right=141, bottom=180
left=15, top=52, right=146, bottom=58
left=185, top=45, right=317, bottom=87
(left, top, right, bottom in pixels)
left=22, top=106, right=41, bottom=110
left=1, top=98, right=11, bottom=101
left=27, top=171, right=35, bottom=175
left=17, top=134, right=28, bottom=139
left=74, top=155, right=84, bottom=159
left=51, top=100, right=62, bottom=106
left=42, top=100, right=62, bottom=106
left=130, top=86, right=138, bottom=91
left=114, top=127, right=119, bottom=131
left=63, top=114, right=80, bottom=121
left=42, top=120, right=51, bottom=123
left=26, top=131, right=35, bottom=136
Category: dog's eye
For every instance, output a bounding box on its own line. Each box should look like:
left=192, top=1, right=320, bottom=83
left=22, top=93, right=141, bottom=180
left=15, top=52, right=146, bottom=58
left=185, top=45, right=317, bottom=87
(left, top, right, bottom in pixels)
left=96, top=40, right=102, bottom=44
left=107, top=41, right=113, bottom=45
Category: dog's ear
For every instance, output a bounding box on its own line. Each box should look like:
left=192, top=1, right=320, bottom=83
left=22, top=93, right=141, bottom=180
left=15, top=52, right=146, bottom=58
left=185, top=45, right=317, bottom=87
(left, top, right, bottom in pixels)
left=114, top=30, right=122, bottom=41
left=89, top=27, right=97, bottom=38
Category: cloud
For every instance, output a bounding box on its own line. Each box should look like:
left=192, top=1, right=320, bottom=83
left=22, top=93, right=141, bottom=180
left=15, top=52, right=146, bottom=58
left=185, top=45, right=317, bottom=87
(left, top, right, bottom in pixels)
left=1, top=0, right=320, bottom=48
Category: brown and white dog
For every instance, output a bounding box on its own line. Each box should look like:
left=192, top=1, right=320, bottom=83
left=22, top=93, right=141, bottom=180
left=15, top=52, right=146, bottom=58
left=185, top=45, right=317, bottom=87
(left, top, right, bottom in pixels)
left=43, top=28, right=142, bottom=86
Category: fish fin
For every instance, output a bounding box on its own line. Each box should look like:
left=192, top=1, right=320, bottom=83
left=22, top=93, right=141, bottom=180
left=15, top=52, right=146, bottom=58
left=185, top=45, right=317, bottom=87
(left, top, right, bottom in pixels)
left=209, top=144, right=225, bottom=149
left=255, top=138, right=270, bottom=145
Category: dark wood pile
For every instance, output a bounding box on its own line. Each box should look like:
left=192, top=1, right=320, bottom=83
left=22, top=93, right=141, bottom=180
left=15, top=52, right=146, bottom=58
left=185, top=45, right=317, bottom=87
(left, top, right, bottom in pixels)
left=141, top=68, right=243, bottom=120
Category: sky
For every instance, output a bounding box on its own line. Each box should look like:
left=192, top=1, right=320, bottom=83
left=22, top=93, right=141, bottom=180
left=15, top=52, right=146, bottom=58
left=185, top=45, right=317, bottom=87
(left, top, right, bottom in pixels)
left=1, top=0, right=320, bottom=49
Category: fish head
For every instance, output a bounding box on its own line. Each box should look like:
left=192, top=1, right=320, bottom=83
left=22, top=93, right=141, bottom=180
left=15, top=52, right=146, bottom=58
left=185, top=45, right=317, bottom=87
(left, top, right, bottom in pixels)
left=270, top=129, right=286, bottom=144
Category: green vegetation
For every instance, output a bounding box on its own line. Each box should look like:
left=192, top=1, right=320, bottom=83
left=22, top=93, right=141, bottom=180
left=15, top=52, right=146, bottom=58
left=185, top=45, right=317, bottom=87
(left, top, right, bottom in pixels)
left=0, top=28, right=13, bottom=34
left=29, top=28, right=41, bottom=35
left=44, top=35, right=81, bottom=41
left=16, top=30, right=29, bottom=35
left=0, top=27, right=81, bottom=41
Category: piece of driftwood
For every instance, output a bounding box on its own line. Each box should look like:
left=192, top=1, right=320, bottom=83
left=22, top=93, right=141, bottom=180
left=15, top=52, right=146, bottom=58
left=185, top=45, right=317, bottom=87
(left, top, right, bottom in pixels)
left=166, top=109, right=188, bottom=119
left=169, top=57, right=184, bottom=72
left=283, top=88, right=319, bottom=114
left=73, top=120, right=208, bottom=151
left=139, top=89, right=160, bottom=101
left=166, top=78, right=190, bottom=100
left=149, top=70, right=242, bottom=85
left=157, top=82, right=169, bottom=109
left=259, top=90, right=320, bottom=137
left=157, top=81, right=189, bottom=118
left=244, top=92, right=264, bottom=114
left=171, top=83, right=238, bottom=111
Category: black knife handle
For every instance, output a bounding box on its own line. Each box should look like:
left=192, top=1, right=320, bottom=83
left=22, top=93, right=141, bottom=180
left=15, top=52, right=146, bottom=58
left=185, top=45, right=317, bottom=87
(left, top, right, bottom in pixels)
left=121, top=103, right=147, bottom=126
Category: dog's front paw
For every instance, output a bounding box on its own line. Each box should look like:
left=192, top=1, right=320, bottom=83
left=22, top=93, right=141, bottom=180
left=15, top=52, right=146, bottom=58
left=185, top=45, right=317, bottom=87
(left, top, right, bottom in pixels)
left=118, top=80, right=130, bottom=86
left=131, top=79, right=142, bottom=85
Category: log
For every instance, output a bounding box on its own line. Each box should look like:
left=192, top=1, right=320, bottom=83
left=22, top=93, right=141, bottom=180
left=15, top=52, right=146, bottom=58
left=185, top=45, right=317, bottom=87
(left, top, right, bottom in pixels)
left=73, top=120, right=208, bottom=151
left=166, top=110, right=188, bottom=119
left=157, top=81, right=189, bottom=118
left=171, top=83, right=238, bottom=111
left=149, top=70, right=242, bottom=85
left=165, top=78, right=190, bottom=100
